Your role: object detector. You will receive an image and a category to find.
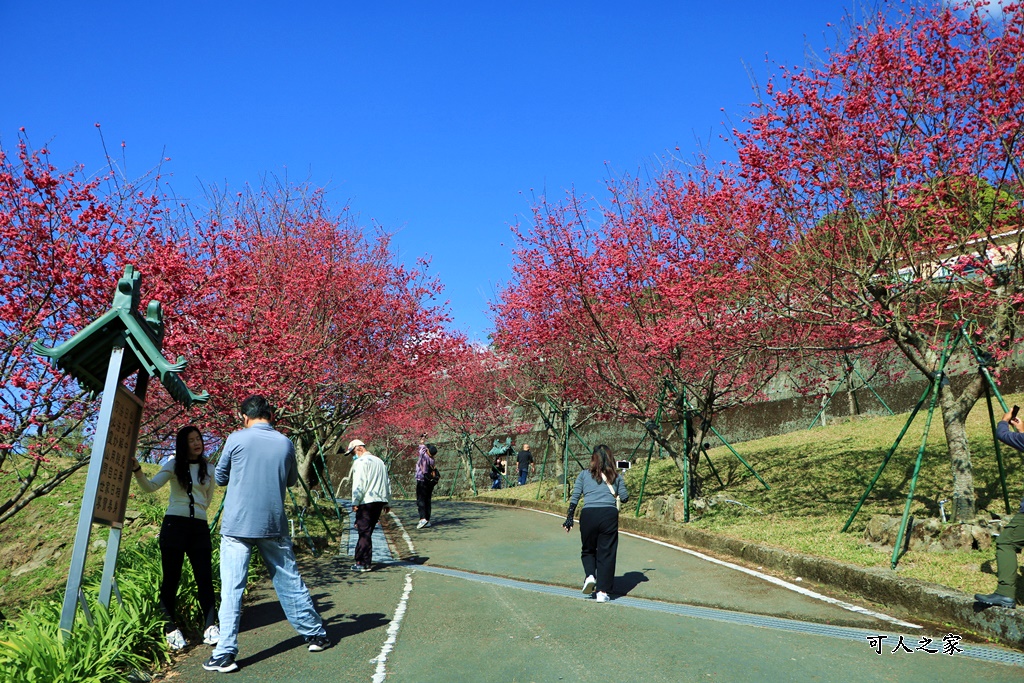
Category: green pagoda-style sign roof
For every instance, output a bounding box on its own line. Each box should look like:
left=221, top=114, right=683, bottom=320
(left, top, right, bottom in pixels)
left=32, top=265, right=209, bottom=406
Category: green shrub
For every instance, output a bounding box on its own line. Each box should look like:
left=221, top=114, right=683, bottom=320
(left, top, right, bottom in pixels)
left=0, top=591, right=166, bottom=683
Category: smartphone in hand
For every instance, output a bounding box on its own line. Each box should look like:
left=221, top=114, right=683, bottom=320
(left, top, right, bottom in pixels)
left=1012, top=405, right=1020, bottom=421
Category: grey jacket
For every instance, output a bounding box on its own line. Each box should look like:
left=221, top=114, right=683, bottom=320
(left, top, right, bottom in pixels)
left=569, top=470, right=629, bottom=510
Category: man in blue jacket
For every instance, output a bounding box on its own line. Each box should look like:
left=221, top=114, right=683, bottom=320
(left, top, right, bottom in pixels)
left=974, top=409, right=1024, bottom=610
left=203, top=395, right=330, bottom=673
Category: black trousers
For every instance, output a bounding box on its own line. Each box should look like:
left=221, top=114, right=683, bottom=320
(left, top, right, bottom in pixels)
left=354, top=501, right=387, bottom=566
left=416, top=480, right=434, bottom=521
left=158, top=515, right=216, bottom=629
left=579, top=506, right=619, bottom=594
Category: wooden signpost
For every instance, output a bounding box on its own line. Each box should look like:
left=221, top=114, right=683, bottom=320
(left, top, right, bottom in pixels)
left=33, top=265, right=208, bottom=635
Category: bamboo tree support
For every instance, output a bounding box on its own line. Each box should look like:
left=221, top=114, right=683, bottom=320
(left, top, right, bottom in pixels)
left=851, top=363, right=895, bottom=416
left=562, top=410, right=571, bottom=502
left=703, top=422, right=770, bottom=490
left=809, top=357, right=894, bottom=429
left=890, top=333, right=957, bottom=569
left=632, top=382, right=667, bottom=516
left=981, top=382, right=1013, bottom=515
left=682, top=397, right=692, bottom=523
left=628, top=432, right=650, bottom=516
left=309, top=434, right=344, bottom=529
left=210, top=502, right=225, bottom=539
left=383, top=454, right=409, bottom=497
left=675, top=389, right=769, bottom=490
left=296, top=472, right=335, bottom=543
left=841, top=380, right=936, bottom=533
left=207, top=445, right=226, bottom=540
left=536, top=439, right=552, bottom=501
left=808, top=377, right=846, bottom=429
left=286, top=485, right=318, bottom=556
left=531, top=400, right=588, bottom=471
left=958, top=325, right=1013, bottom=514
left=662, top=379, right=769, bottom=522
left=701, top=444, right=725, bottom=488
left=449, top=454, right=462, bottom=497
left=627, top=431, right=649, bottom=462
left=547, top=396, right=593, bottom=455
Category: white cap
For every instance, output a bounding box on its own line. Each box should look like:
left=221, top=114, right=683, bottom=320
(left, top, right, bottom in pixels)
left=345, top=439, right=366, bottom=454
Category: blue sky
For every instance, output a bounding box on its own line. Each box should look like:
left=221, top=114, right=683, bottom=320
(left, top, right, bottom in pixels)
left=3, top=1, right=880, bottom=342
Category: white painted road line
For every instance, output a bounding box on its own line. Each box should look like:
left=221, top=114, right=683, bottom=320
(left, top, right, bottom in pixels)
left=525, top=507, right=922, bottom=630
left=371, top=572, right=414, bottom=683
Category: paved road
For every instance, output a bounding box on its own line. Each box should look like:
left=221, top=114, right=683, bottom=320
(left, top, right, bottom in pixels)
left=170, top=500, right=1024, bottom=682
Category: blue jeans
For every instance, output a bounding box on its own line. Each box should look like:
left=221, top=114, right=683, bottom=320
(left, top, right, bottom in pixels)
left=518, top=468, right=529, bottom=486
left=212, top=535, right=326, bottom=657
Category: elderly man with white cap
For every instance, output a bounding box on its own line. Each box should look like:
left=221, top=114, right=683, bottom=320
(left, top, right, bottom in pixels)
left=346, top=439, right=391, bottom=572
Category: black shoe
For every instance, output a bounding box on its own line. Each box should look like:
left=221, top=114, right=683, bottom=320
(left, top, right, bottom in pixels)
left=203, top=653, right=239, bottom=672
left=975, top=592, right=1016, bottom=608
left=306, top=635, right=332, bottom=652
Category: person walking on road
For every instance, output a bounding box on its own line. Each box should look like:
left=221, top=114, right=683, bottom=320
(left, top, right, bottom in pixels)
left=415, top=440, right=437, bottom=528
left=563, top=445, right=629, bottom=603
left=490, top=453, right=507, bottom=490
left=130, top=425, right=219, bottom=650
left=515, top=443, right=533, bottom=486
left=203, top=396, right=330, bottom=674
left=348, top=438, right=392, bottom=570
left=975, top=409, right=1024, bottom=609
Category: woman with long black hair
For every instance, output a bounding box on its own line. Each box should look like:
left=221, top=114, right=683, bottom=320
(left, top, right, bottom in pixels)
left=131, top=425, right=219, bottom=649
left=562, top=444, right=629, bottom=603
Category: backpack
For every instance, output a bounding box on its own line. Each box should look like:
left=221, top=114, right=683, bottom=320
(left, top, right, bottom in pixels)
left=425, top=465, right=441, bottom=485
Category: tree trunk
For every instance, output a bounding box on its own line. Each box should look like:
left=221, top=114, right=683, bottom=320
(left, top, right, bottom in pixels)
left=937, top=377, right=983, bottom=522
left=295, top=438, right=315, bottom=507
left=457, top=436, right=476, bottom=494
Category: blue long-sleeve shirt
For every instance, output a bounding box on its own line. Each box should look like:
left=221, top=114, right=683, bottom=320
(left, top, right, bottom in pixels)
left=569, top=470, right=629, bottom=509
left=995, top=421, right=1024, bottom=513
left=215, top=422, right=297, bottom=538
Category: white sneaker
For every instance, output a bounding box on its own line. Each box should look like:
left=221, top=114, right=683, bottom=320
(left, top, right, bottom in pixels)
left=417, top=519, right=428, bottom=529
left=166, top=628, right=187, bottom=650
left=582, top=575, right=597, bottom=595
left=203, top=624, right=220, bottom=646
left=423, top=520, right=431, bottom=527
left=595, top=591, right=609, bottom=603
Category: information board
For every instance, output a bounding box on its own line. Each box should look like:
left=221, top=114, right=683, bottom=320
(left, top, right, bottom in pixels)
left=92, top=385, right=143, bottom=526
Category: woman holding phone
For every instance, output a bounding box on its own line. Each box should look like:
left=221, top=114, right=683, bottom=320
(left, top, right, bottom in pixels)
left=562, top=445, right=629, bottom=603
left=131, top=425, right=219, bottom=649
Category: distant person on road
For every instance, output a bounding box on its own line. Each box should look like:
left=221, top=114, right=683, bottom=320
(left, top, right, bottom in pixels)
left=130, top=425, right=219, bottom=651
left=203, top=395, right=330, bottom=674
left=348, top=438, right=392, bottom=570
left=563, top=445, right=629, bottom=603
left=516, top=443, right=533, bottom=486
left=975, top=409, right=1024, bottom=609
left=490, top=454, right=507, bottom=490
left=415, top=439, right=437, bottom=528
